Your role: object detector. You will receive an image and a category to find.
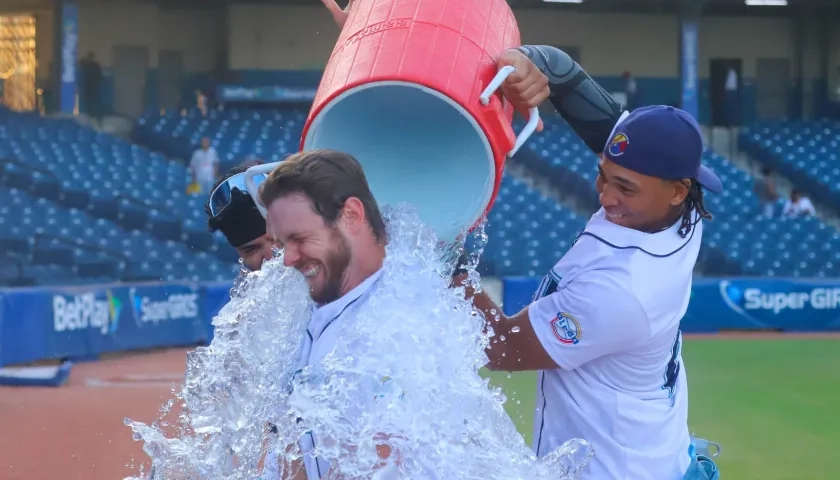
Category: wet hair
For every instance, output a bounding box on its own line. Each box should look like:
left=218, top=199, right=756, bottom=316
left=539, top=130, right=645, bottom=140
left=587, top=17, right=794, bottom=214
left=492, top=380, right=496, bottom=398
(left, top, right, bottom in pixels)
left=259, top=149, right=387, bottom=242
left=678, top=179, right=713, bottom=238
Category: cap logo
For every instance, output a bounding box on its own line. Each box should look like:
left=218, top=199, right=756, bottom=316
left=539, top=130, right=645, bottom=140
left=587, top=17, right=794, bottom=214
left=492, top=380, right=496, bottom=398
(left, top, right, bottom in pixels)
left=608, top=132, right=629, bottom=156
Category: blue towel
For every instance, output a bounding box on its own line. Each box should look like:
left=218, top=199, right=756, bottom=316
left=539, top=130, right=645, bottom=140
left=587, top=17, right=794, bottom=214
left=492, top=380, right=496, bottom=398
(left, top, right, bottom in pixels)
left=684, top=454, right=720, bottom=480
left=684, top=437, right=721, bottom=480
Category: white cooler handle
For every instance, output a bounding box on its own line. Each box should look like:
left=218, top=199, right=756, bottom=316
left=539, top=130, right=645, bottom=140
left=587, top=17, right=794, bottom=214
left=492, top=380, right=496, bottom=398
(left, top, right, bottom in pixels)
left=479, top=65, right=541, bottom=158
left=244, top=162, right=281, bottom=218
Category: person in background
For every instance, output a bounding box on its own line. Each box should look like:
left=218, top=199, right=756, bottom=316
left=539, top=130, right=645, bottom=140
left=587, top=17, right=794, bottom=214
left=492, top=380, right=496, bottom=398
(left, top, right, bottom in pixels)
left=724, top=67, right=739, bottom=128
left=753, top=167, right=778, bottom=218
left=190, top=137, right=220, bottom=195
left=782, top=189, right=816, bottom=218
left=79, top=52, right=102, bottom=122
left=623, top=71, right=638, bottom=110
left=206, top=160, right=279, bottom=275
left=202, top=160, right=282, bottom=478
left=197, top=89, right=209, bottom=117
left=834, top=66, right=840, bottom=102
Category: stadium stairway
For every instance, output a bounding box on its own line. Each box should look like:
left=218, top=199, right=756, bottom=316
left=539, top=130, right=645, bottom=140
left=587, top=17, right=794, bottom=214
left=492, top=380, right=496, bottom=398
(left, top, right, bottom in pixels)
left=740, top=119, right=840, bottom=213
left=0, top=107, right=241, bottom=267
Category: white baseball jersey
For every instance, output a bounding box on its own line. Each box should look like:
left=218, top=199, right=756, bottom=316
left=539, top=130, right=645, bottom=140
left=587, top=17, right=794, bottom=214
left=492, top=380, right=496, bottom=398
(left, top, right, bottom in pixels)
left=528, top=208, right=699, bottom=480
left=190, top=147, right=219, bottom=183
left=295, top=268, right=384, bottom=479
left=262, top=267, right=444, bottom=480
left=261, top=270, right=384, bottom=479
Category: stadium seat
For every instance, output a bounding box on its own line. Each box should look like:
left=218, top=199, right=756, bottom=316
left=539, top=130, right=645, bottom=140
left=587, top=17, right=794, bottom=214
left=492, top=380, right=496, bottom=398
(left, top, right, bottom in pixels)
left=0, top=185, right=237, bottom=286
left=511, top=115, right=840, bottom=277
left=2, top=104, right=824, bottom=281
left=0, top=106, right=251, bottom=286
left=740, top=120, right=840, bottom=210
left=135, top=107, right=598, bottom=278
left=134, top=107, right=308, bottom=171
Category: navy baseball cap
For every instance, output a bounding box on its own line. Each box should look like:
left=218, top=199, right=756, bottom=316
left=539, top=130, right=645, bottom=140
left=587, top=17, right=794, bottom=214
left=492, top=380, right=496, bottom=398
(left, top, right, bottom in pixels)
left=603, top=105, right=723, bottom=193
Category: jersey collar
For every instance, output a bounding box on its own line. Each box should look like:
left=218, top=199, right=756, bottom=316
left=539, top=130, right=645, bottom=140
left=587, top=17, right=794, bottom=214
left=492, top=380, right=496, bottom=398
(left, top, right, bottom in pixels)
left=310, top=268, right=384, bottom=334
left=579, top=208, right=699, bottom=258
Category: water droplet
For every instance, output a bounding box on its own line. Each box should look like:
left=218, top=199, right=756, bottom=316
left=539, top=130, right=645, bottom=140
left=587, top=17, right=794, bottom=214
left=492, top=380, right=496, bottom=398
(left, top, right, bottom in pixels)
left=511, top=326, right=521, bottom=333
left=124, top=206, right=591, bottom=478
left=499, top=335, right=506, bottom=341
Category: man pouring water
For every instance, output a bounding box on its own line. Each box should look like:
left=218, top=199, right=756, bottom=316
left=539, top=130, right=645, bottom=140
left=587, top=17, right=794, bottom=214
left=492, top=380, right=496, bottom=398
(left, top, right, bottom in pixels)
left=451, top=58, right=723, bottom=480
left=321, top=3, right=721, bottom=479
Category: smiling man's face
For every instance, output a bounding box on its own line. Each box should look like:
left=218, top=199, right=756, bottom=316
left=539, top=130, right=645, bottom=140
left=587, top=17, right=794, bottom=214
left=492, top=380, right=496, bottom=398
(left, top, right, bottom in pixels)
left=595, top=157, right=689, bottom=232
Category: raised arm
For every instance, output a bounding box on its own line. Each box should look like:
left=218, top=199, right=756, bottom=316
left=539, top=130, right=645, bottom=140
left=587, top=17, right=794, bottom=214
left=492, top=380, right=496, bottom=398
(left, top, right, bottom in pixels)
left=317, top=2, right=622, bottom=153
left=515, top=45, right=626, bottom=153
left=320, top=0, right=356, bottom=29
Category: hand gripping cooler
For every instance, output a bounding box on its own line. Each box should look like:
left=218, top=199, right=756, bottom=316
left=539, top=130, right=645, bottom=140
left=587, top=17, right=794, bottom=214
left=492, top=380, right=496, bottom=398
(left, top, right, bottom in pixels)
left=246, top=0, right=539, bottom=245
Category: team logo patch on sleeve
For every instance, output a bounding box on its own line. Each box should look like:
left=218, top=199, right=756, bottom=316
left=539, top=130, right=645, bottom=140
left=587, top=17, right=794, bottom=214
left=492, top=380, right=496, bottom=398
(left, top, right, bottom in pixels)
left=608, top=132, right=629, bottom=156
left=551, top=312, right=582, bottom=345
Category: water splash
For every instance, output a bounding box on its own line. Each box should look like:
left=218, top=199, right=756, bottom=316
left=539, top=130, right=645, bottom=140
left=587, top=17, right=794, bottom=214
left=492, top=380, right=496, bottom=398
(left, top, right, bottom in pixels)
left=125, top=204, right=592, bottom=479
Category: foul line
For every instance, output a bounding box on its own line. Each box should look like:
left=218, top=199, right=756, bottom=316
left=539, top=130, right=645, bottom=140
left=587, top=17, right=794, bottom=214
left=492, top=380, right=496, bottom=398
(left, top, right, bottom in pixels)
left=85, top=372, right=184, bottom=388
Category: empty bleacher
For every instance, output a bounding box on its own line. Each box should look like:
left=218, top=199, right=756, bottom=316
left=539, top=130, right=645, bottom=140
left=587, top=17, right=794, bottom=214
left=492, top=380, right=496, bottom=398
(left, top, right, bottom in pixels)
left=515, top=116, right=840, bottom=277
left=0, top=107, right=238, bottom=286
left=134, top=107, right=593, bottom=279
left=484, top=175, right=588, bottom=277
left=133, top=107, right=307, bottom=170
left=740, top=119, right=840, bottom=211
left=4, top=103, right=835, bottom=287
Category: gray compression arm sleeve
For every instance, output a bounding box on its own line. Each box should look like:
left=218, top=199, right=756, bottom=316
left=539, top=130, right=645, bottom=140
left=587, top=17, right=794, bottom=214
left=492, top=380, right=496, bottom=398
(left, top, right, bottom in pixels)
left=518, top=45, right=625, bottom=154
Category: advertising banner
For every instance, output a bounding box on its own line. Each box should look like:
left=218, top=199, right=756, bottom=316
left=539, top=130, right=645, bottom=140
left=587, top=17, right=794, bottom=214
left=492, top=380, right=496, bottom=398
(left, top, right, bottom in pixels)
left=503, top=277, right=840, bottom=333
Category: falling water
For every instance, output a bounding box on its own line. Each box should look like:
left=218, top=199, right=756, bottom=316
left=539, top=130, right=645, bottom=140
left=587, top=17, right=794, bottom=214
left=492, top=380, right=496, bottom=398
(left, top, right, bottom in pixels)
left=125, top=204, right=593, bottom=479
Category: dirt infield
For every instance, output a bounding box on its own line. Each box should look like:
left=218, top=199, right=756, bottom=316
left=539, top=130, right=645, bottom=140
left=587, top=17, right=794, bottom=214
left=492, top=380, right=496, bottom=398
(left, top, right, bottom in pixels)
left=1, top=333, right=838, bottom=479
left=0, top=348, right=189, bottom=480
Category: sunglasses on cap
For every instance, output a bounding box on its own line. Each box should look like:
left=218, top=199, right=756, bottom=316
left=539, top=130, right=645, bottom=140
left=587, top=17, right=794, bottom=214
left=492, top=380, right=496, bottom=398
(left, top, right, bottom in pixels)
left=207, top=172, right=267, bottom=218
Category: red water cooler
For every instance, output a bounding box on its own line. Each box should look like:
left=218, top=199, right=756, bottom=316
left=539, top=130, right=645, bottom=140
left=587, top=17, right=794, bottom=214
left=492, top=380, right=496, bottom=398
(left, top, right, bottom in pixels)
left=300, top=0, right=539, bottom=245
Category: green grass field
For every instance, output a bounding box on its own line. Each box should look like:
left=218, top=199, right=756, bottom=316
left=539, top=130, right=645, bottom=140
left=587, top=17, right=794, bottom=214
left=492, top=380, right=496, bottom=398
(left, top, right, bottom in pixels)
left=486, top=337, right=840, bottom=480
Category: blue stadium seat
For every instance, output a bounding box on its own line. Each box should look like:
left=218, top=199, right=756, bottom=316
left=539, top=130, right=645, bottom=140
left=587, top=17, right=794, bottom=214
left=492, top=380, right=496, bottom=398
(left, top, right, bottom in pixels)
left=0, top=104, right=817, bottom=281
left=740, top=120, right=840, bottom=210
left=510, top=115, right=840, bottom=277
left=134, top=107, right=307, bottom=170
left=0, top=182, right=236, bottom=287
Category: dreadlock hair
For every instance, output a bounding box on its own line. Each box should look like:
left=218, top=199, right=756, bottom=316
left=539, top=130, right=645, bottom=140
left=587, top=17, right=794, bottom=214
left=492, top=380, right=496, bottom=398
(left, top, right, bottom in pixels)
left=678, top=179, right=713, bottom=238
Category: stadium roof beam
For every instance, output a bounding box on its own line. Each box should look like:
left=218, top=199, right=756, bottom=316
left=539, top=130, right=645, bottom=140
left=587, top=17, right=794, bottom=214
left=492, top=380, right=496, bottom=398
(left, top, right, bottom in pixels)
left=136, top=0, right=840, bottom=17
left=508, top=0, right=840, bottom=16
